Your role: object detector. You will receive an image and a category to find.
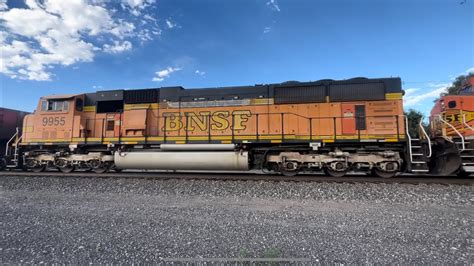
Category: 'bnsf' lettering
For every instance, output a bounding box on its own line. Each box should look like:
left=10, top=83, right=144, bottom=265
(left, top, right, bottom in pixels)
left=163, top=110, right=251, bottom=131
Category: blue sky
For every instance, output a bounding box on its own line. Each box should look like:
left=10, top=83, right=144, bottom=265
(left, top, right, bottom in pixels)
left=0, top=0, right=473, bottom=115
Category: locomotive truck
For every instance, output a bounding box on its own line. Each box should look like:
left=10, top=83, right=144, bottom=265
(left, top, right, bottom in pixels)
left=1, top=77, right=473, bottom=177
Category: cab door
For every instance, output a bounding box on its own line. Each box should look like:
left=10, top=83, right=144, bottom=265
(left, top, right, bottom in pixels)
left=342, top=104, right=366, bottom=135
left=341, top=104, right=356, bottom=135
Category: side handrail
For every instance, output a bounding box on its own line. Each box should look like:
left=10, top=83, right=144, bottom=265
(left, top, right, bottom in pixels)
left=462, top=113, right=474, bottom=131
left=419, top=116, right=432, bottom=158
left=437, top=114, right=465, bottom=151
left=405, top=116, right=413, bottom=163
left=5, top=128, right=19, bottom=157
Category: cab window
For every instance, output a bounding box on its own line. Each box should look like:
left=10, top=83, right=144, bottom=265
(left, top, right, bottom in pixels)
left=41, top=100, right=70, bottom=112
left=76, top=98, right=84, bottom=112
left=448, top=100, right=456, bottom=109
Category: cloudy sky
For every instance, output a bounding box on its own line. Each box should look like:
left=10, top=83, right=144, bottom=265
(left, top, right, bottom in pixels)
left=0, top=0, right=472, bottom=115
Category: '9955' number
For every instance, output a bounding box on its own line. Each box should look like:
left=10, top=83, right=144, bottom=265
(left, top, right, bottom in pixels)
left=42, top=117, right=66, bottom=126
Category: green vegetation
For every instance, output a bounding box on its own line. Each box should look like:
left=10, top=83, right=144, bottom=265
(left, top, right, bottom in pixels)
left=442, top=72, right=473, bottom=96
left=405, top=109, right=427, bottom=138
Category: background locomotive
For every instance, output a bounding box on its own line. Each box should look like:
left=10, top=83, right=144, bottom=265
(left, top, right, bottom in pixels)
left=1, top=77, right=473, bottom=177
left=430, top=76, right=474, bottom=176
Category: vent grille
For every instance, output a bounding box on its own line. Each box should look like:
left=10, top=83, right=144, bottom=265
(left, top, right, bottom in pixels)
left=275, top=85, right=326, bottom=104
left=329, top=83, right=385, bottom=101
left=124, top=89, right=158, bottom=104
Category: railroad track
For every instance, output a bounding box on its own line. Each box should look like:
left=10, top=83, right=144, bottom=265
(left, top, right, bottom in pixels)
left=0, top=170, right=472, bottom=185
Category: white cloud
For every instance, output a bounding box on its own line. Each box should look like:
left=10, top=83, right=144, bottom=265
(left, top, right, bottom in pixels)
left=122, top=0, right=156, bottom=16
left=0, top=0, right=159, bottom=81
left=263, top=26, right=271, bottom=34
left=103, top=40, right=132, bottom=54
left=266, top=0, right=280, bottom=12
left=404, top=86, right=448, bottom=107
left=195, top=70, right=205, bottom=76
left=463, top=67, right=474, bottom=75
left=152, top=67, right=182, bottom=82
left=165, top=19, right=177, bottom=29
left=0, top=0, right=8, bottom=10
left=404, top=88, right=419, bottom=97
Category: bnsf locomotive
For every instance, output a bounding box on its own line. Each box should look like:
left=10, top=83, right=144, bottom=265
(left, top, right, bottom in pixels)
left=1, top=77, right=473, bottom=177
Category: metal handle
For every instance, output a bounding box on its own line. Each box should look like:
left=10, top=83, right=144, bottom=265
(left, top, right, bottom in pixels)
left=437, top=114, right=465, bottom=151
left=5, top=127, right=19, bottom=157
left=419, top=116, right=432, bottom=158
left=462, top=113, right=474, bottom=131
left=405, top=116, right=413, bottom=162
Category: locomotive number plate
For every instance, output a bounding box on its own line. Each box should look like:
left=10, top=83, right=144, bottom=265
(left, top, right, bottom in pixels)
left=42, top=116, right=66, bottom=126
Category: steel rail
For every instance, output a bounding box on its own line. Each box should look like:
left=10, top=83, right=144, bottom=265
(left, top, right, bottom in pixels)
left=1, top=170, right=472, bottom=185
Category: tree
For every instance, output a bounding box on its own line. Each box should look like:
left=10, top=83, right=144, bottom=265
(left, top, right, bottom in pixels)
left=443, top=72, right=474, bottom=95
left=405, top=109, right=427, bottom=138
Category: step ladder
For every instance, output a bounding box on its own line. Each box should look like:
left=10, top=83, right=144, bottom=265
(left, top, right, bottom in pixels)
left=4, top=128, right=22, bottom=168
left=456, top=140, right=474, bottom=173
left=406, top=117, right=431, bottom=173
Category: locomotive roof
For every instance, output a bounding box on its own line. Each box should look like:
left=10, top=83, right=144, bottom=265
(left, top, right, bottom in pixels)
left=41, top=94, right=80, bottom=100
left=42, top=77, right=403, bottom=105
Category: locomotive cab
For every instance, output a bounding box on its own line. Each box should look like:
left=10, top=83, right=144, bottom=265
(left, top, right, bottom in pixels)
left=22, top=94, right=84, bottom=145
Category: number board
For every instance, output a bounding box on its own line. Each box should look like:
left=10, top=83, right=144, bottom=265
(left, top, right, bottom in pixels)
left=42, top=117, right=66, bottom=126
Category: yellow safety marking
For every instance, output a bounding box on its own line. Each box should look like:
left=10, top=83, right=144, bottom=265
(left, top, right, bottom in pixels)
left=83, top=106, right=96, bottom=112
left=250, top=98, right=274, bottom=105
left=175, top=141, right=186, bottom=144
left=385, top=93, right=403, bottom=100
left=147, top=137, right=165, bottom=141
left=257, top=135, right=283, bottom=140
left=23, top=126, right=34, bottom=133
left=23, top=133, right=406, bottom=144
left=124, top=103, right=160, bottom=110
left=271, top=140, right=282, bottom=143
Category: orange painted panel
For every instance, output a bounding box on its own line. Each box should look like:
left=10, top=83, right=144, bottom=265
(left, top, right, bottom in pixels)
left=341, top=103, right=356, bottom=135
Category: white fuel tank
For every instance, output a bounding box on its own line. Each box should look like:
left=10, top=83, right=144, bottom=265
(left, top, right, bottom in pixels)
left=114, top=151, right=249, bottom=171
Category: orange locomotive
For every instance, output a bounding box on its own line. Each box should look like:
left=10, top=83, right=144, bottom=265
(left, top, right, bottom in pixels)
left=430, top=76, right=474, bottom=176
left=3, top=77, right=420, bottom=177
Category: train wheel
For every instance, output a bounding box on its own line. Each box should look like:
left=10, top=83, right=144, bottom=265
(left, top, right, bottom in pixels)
left=30, top=165, right=45, bottom=173
left=92, top=167, right=108, bottom=174
left=372, top=168, right=397, bottom=178
left=280, top=169, right=298, bottom=177
left=279, top=161, right=299, bottom=176
left=56, top=159, right=74, bottom=173
left=324, top=168, right=346, bottom=178
left=58, top=166, right=75, bottom=173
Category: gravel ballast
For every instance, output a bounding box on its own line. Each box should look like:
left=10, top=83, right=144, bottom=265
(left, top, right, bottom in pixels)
left=0, top=175, right=472, bottom=264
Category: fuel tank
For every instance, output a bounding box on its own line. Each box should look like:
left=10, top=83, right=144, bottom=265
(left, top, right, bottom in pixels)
left=114, top=151, right=249, bottom=171
left=160, top=144, right=236, bottom=151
